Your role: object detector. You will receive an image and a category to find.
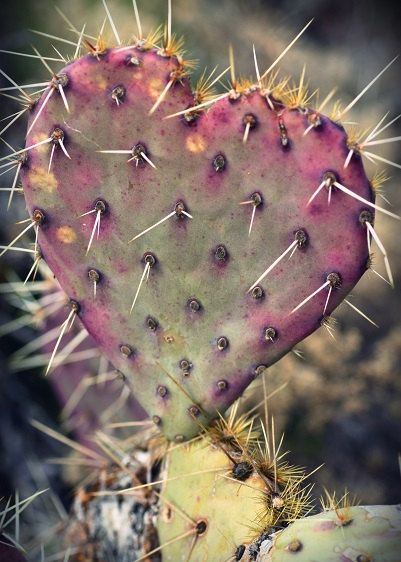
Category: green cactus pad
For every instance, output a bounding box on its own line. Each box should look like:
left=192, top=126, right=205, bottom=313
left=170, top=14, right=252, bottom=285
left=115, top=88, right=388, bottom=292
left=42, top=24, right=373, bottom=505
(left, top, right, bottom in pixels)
left=247, top=504, right=401, bottom=562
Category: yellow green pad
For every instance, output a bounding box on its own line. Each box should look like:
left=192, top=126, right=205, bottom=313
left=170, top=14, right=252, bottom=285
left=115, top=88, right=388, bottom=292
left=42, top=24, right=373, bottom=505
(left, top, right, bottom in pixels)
left=158, top=439, right=267, bottom=560
left=249, top=505, right=401, bottom=562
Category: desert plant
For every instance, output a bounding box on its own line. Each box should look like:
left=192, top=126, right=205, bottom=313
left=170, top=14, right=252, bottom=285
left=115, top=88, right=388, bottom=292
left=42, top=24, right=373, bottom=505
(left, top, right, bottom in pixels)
left=0, top=1, right=400, bottom=560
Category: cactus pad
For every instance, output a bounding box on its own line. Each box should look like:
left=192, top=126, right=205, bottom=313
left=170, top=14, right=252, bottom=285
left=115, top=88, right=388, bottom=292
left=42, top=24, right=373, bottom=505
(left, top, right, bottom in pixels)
left=246, top=504, right=401, bottom=561
left=21, top=44, right=374, bottom=440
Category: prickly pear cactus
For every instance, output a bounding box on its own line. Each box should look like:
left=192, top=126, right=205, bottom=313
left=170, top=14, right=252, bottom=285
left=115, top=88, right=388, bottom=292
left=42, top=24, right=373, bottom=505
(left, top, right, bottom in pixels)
left=246, top=505, right=401, bottom=562
left=1, top=2, right=401, bottom=560
left=157, top=412, right=313, bottom=560
left=64, top=417, right=401, bottom=562
left=17, top=26, right=378, bottom=441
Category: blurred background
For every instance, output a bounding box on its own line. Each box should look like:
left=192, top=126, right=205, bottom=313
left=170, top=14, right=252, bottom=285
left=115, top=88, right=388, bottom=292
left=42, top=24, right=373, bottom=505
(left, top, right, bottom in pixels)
left=0, top=0, right=400, bottom=558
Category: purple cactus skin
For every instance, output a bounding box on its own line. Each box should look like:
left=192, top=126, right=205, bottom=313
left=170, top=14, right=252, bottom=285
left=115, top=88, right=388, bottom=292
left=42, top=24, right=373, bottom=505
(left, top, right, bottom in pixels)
left=21, top=45, right=373, bottom=441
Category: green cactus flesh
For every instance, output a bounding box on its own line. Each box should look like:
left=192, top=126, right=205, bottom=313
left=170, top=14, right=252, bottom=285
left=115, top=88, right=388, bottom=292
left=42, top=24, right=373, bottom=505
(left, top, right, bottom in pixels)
left=157, top=413, right=315, bottom=560
left=64, top=421, right=401, bottom=561
left=247, top=505, right=401, bottom=562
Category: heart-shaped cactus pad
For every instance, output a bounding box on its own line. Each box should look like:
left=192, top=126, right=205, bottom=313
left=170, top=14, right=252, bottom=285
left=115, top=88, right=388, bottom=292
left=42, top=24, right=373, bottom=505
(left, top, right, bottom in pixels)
left=21, top=43, right=374, bottom=440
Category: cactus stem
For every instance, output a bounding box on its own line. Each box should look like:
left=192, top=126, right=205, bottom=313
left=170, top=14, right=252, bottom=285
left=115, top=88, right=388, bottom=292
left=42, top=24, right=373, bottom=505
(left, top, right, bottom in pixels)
left=156, top=361, right=204, bottom=420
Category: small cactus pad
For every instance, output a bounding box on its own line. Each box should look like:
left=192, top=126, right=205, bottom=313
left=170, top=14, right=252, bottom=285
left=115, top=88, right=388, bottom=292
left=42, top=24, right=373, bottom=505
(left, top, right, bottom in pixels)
left=157, top=439, right=268, bottom=559
left=22, top=45, right=373, bottom=439
left=245, top=504, right=401, bottom=561
left=157, top=414, right=313, bottom=560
